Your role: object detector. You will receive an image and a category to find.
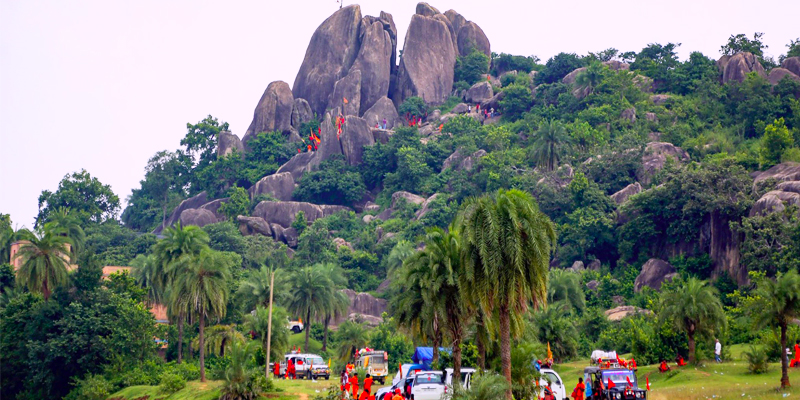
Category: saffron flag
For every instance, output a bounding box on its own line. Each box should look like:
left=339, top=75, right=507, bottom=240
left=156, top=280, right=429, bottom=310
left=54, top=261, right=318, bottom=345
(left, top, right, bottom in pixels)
left=399, top=363, right=402, bottom=378
left=607, top=378, right=616, bottom=389
left=626, top=376, right=632, bottom=387
left=547, top=343, right=553, bottom=360
left=364, top=356, right=369, bottom=368
left=343, top=97, right=349, bottom=104
left=328, top=358, right=331, bottom=368
left=646, top=377, right=650, bottom=391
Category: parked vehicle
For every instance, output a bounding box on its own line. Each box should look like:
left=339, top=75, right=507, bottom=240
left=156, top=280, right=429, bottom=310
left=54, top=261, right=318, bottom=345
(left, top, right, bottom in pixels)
left=411, top=371, right=448, bottom=400
left=287, top=318, right=304, bottom=334
left=355, top=349, right=389, bottom=384
left=537, top=368, right=567, bottom=400
left=279, top=353, right=329, bottom=380
left=375, top=364, right=426, bottom=400
left=444, top=367, right=476, bottom=390
left=583, top=367, right=647, bottom=400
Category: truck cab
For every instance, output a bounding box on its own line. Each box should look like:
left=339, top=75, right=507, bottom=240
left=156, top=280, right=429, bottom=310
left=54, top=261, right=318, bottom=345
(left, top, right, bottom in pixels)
left=355, top=350, right=389, bottom=384
left=538, top=368, right=567, bottom=400
left=280, top=353, right=330, bottom=380
left=583, top=367, right=647, bottom=400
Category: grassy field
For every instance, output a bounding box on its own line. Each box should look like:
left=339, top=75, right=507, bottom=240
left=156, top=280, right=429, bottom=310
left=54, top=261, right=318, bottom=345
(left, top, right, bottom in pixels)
left=288, top=331, right=323, bottom=354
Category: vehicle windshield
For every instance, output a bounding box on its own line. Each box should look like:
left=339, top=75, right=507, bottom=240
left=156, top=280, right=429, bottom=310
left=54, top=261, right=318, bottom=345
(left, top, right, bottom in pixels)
left=542, top=371, right=560, bottom=384
left=601, top=370, right=637, bottom=386
left=370, top=357, right=387, bottom=368
left=415, top=373, right=444, bottom=384
left=308, top=357, right=324, bottom=365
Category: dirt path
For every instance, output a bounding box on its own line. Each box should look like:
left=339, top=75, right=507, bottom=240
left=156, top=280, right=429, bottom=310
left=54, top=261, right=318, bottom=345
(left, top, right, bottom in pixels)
left=292, top=393, right=309, bottom=400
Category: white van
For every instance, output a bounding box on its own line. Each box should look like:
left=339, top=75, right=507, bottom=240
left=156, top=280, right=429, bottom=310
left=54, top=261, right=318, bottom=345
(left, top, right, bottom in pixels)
left=445, top=367, right=476, bottom=390
left=537, top=368, right=567, bottom=400
left=279, top=353, right=330, bottom=380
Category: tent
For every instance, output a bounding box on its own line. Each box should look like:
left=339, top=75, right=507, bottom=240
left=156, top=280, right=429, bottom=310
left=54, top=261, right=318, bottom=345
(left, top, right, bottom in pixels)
left=411, top=347, right=451, bottom=369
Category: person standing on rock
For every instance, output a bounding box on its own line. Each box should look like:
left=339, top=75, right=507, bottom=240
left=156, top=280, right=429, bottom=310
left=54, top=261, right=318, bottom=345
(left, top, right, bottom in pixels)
left=382, top=118, right=387, bottom=130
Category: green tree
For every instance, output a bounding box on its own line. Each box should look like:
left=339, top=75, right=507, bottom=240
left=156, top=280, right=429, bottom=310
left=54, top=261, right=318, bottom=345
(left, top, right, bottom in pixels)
left=498, top=84, right=532, bottom=121
left=721, top=32, right=772, bottom=66
left=45, top=207, right=86, bottom=262
left=293, top=157, right=366, bottom=206
left=547, top=269, right=585, bottom=313
left=398, top=97, right=427, bottom=119
left=170, top=249, right=232, bottom=381
left=286, top=264, right=334, bottom=351
left=122, top=150, right=192, bottom=231
left=536, top=52, right=585, bottom=85
left=783, top=38, right=800, bottom=62
left=246, top=305, right=290, bottom=365
left=182, top=115, right=229, bottom=169
left=455, top=48, right=490, bottom=85
left=457, top=189, right=556, bottom=399
left=237, top=264, right=287, bottom=311
left=219, top=339, right=262, bottom=400
left=219, top=186, right=251, bottom=221
left=759, top=118, right=793, bottom=169
left=531, top=304, right=579, bottom=361
left=449, top=372, right=510, bottom=400
left=335, top=320, right=369, bottom=361
left=659, top=278, right=726, bottom=363
left=14, top=226, right=72, bottom=301
left=530, top=120, right=570, bottom=171
left=751, top=271, right=800, bottom=389
left=574, top=61, right=606, bottom=95
left=316, top=263, right=350, bottom=351
left=36, top=169, right=120, bottom=227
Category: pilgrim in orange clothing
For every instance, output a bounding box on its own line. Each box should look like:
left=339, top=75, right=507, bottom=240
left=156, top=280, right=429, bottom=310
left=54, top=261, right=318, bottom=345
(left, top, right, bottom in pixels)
left=363, top=374, right=373, bottom=394
left=571, top=377, right=585, bottom=400
left=677, top=355, right=687, bottom=366
left=391, top=388, right=404, bottom=400
left=791, top=341, right=800, bottom=367
left=349, top=373, right=360, bottom=398
left=273, top=361, right=280, bottom=378
left=659, top=360, right=671, bottom=373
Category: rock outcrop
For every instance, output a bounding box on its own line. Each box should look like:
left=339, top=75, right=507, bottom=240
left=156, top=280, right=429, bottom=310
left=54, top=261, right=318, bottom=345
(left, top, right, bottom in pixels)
left=362, top=96, right=401, bottom=129
left=391, top=191, right=426, bottom=207
left=393, top=5, right=457, bottom=105
left=639, top=142, right=690, bottom=185
left=562, top=67, right=586, bottom=85
left=767, top=68, right=800, bottom=86
left=328, top=69, right=362, bottom=116
left=721, top=52, right=766, bottom=84
left=291, top=98, right=313, bottom=130
left=179, top=208, right=218, bottom=229
left=243, top=81, right=294, bottom=145
left=334, top=289, right=388, bottom=327
left=217, top=131, right=244, bottom=158
left=634, top=258, right=678, bottom=292
left=340, top=116, right=375, bottom=165
left=252, top=200, right=350, bottom=228
left=237, top=216, right=273, bottom=237
left=465, top=81, right=493, bottom=103
left=610, top=182, right=642, bottom=205
left=276, top=152, right=316, bottom=181
left=249, top=172, right=295, bottom=201
left=750, top=178, right=800, bottom=217
left=605, top=306, right=652, bottom=321
left=154, top=191, right=209, bottom=234
left=456, top=21, right=490, bottom=58
left=415, top=193, right=441, bottom=221
left=752, top=162, right=800, bottom=185
left=351, top=18, right=394, bottom=113
left=783, top=57, right=800, bottom=77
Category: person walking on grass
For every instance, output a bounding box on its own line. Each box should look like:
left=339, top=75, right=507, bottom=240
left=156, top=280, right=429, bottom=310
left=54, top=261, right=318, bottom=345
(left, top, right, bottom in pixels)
left=715, top=338, right=722, bottom=363
left=571, top=377, right=585, bottom=400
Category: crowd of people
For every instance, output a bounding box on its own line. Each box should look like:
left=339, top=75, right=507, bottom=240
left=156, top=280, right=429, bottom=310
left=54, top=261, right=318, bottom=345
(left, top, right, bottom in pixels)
left=339, top=366, right=376, bottom=400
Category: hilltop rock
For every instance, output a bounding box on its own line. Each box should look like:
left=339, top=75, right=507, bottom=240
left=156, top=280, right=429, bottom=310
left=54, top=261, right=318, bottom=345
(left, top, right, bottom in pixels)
left=562, top=67, right=586, bottom=85
left=721, top=52, right=766, bottom=84
left=179, top=208, right=218, bottom=228
left=154, top=191, right=209, bottom=234
left=457, top=21, right=490, bottom=58
left=783, top=57, right=800, bottom=77
left=605, top=306, right=652, bottom=321
left=328, top=69, right=362, bottom=116
left=243, top=81, right=294, bottom=145
left=249, top=172, right=295, bottom=201
left=465, top=81, right=493, bottom=103
left=650, top=94, right=671, bottom=105
left=340, top=116, right=375, bottom=165
left=362, top=96, right=401, bottom=130
left=217, top=130, right=245, bottom=159
left=444, top=9, right=466, bottom=34
left=768, top=68, right=800, bottom=85
left=334, top=289, right=388, bottom=327
left=610, top=182, right=642, bottom=205
left=634, top=258, right=677, bottom=292
left=603, top=60, right=630, bottom=71
left=639, top=142, right=690, bottom=185
left=752, top=162, right=800, bottom=185
left=276, top=151, right=315, bottom=181
left=393, top=7, right=457, bottom=105
left=621, top=108, right=636, bottom=123
left=415, top=193, right=441, bottom=220
left=291, top=98, right=313, bottom=130
left=750, top=190, right=800, bottom=216
left=351, top=19, right=393, bottom=113
left=392, top=191, right=426, bottom=208
left=252, top=200, right=350, bottom=228
left=237, top=216, right=272, bottom=237
left=292, top=5, right=362, bottom=116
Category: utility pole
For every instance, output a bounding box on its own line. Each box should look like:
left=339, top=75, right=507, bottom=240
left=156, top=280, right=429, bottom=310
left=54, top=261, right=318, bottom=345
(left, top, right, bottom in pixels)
left=265, top=268, right=275, bottom=379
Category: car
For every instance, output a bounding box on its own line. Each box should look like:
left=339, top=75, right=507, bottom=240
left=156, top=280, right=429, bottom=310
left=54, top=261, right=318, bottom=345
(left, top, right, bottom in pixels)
left=537, top=368, right=567, bottom=400
left=287, top=318, right=304, bottom=334
left=444, top=367, right=476, bottom=390
left=279, top=353, right=330, bottom=380
left=411, top=371, right=449, bottom=400
left=583, top=367, right=647, bottom=400
left=375, top=364, right=426, bottom=400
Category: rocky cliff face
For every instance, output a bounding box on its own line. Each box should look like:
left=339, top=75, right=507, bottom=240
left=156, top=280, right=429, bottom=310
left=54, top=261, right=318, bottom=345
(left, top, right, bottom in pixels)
left=333, top=289, right=388, bottom=327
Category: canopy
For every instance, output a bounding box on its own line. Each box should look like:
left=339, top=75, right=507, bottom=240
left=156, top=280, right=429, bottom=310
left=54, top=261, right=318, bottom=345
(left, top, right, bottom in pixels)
left=411, top=347, right=451, bottom=369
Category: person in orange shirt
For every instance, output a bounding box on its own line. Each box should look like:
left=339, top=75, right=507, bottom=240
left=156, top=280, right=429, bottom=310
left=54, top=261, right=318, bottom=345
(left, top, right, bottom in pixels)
left=349, top=372, right=360, bottom=399
left=273, top=361, right=280, bottom=378
left=391, top=388, right=404, bottom=400
left=571, top=377, right=585, bottom=400
left=363, top=374, right=373, bottom=395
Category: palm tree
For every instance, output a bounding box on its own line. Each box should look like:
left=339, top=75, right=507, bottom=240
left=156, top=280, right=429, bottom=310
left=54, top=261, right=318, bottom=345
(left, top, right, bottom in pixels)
left=457, top=189, right=556, bottom=400
left=192, top=324, right=245, bottom=357
left=237, top=265, right=287, bottom=311
left=449, top=372, right=510, bottom=400
left=286, top=265, right=334, bottom=351
left=152, top=223, right=209, bottom=363
left=547, top=269, right=585, bottom=313
left=530, top=120, right=570, bottom=172
left=752, top=270, right=800, bottom=389
left=246, top=305, right=290, bottom=375
left=131, top=254, right=160, bottom=304
left=659, top=277, right=726, bottom=363
left=316, top=262, right=350, bottom=352
left=14, top=226, right=73, bottom=301
left=44, top=207, right=85, bottom=262
left=171, top=249, right=232, bottom=381
left=394, top=254, right=443, bottom=365
left=220, top=338, right=260, bottom=400
left=335, top=320, right=369, bottom=361
left=574, top=61, right=605, bottom=96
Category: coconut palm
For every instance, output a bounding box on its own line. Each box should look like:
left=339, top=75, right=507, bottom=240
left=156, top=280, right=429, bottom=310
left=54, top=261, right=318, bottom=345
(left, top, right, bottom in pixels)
left=457, top=189, right=556, bottom=400
left=246, top=305, right=290, bottom=375
left=237, top=265, right=287, bottom=311
left=547, top=269, right=585, bottom=313
left=751, top=270, right=800, bottom=389
left=530, top=120, right=570, bottom=172
left=170, top=249, right=232, bottom=381
left=316, top=262, right=350, bottom=352
left=659, top=277, right=726, bottom=364
left=574, top=61, right=606, bottom=96
left=131, top=254, right=160, bottom=304
left=219, top=338, right=260, bottom=400
left=286, top=265, right=334, bottom=351
left=335, top=320, right=369, bottom=362
left=192, top=324, right=245, bottom=357
left=44, top=207, right=85, bottom=262
left=394, top=253, right=444, bottom=365
left=14, top=226, right=73, bottom=301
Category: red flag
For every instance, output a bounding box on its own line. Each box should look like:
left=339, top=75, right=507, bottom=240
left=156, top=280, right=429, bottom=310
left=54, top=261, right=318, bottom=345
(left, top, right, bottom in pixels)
left=626, top=376, right=632, bottom=387
left=343, top=97, right=349, bottom=104
left=607, top=378, right=615, bottom=389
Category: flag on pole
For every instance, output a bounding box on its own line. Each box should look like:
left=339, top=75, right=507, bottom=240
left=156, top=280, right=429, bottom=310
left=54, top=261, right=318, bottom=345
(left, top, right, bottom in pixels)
left=399, top=363, right=402, bottom=378
left=546, top=343, right=553, bottom=360
left=646, top=377, right=650, bottom=391
left=328, top=358, right=332, bottom=368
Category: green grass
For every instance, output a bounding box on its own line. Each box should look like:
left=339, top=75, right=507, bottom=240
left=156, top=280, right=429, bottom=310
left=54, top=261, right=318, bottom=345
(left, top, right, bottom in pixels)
left=108, top=380, right=223, bottom=400
left=287, top=332, right=323, bottom=355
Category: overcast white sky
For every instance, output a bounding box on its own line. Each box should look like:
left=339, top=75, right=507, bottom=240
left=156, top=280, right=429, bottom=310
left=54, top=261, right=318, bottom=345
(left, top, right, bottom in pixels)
left=1, top=0, right=798, bottom=229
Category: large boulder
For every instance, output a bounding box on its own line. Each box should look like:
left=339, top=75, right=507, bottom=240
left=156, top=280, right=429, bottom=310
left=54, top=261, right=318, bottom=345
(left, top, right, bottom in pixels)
left=217, top=131, right=245, bottom=158
left=767, top=68, right=800, bottom=86
left=179, top=208, right=219, bottom=228
left=783, top=57, right=800, bottom=77
left=650, top=94, right=671, bottom=105
left=292, top=5, right=363, bottom=116
left=392, top=7, right=457, bottom=105
left=752, top=162, right=800, bottom=185
left=465, top=81, right=493, bottom=103
left=603, top=60, right=630, bottom=71
left=291, top=98, right=313, bottom=130
left=199, top=198, right=227, bottom=219
left=415, top=193, right=441, bottom=220
left=154, top=191, right=209, bottom=234
left=610, top=182, right=642, bottom=205
left=605, top=306, right=652, bottom=321
left=276, top=151, right=316, bottom=182
left=351, top=19, right=393, bottom=114
left=328, top=69, right=362, bottom=116
left=721, top=52, right=766, bottom=84
left=634, top=258, right=677, bottom=292
left=456, top=21, right=490, bottom=58
left=639, top=142, right=690, bottom=185
left=252, top=200, right=350, bottom=228
left=340, top=116, right=375, bottom=165
left=391, top=191, right=426, bottom=208
left=750, top=190, right=800, bottom=216
left=480, top=91, right=505, bottom=111
left=309, top=110, right=345, bottom=169
left=243, top=81, right=294, bottom=145
left=621, top=108, right=636, bottom=123
left=333, top=289, right=388, bottom=326
left=237, top=216, right=273, bottom=237
left=249, top=172, right=295, bottom=201
left=362, top=96, right=401, bottom=129
left=562, top=67, right=586, bottom=85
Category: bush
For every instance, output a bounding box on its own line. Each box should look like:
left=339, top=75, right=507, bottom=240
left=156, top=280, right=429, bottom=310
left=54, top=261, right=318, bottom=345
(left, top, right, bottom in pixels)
left=169, top=361, right=201, bottom=381
left=64, top=374, right=114, bottom=400
left=158, top=371, right=187, bottom=394
left=744, top=345, right=769, bottom=374
left=455, top=48, right=490, bottom=85
left=293, top=157, right=366, bottom=206
left=398, top=97, right=427, bottom=119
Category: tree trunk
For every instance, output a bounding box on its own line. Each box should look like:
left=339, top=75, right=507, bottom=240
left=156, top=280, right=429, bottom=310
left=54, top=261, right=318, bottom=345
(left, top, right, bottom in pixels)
left=452, top=332, right=463, bottom=386
left=220, top=337, right=226, bottom=358
left=781, top=323, right=790, bottom=389
left=304, top=309, right=311, bottom=352
left=177, top=316, right=184, bottom=364
left=199, top=313, right=206, bottom=382
left=322, top=316, right=330, bottom=352
left=432, top=313, right=440, bottom=366
left=266, top=270, right=274, bottom=379
left=687, top=330, right=696, bottom=364
left=476, top=313, right=486, bottom=370
left=43, top=278, right=50, bottom=301
left=499, top=304, right=513, bottom=400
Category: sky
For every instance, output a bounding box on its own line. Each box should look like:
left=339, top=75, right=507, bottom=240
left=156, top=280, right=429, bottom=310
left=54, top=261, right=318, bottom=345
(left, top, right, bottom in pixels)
left=1, top=0, right=799, bottom=230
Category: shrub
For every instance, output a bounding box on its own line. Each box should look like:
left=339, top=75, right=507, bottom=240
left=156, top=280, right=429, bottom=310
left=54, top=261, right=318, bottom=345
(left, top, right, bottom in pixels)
left=158, top=371, right=186, bottom=394
left=398, top=97, right=427, bottom=119
left=455, top=48, right=490, bottom=85
left=64, top=374, right=114, bottom=400
left=743, top=345, right=769, bottom=374
left=169, top=361, right=201, bottom=381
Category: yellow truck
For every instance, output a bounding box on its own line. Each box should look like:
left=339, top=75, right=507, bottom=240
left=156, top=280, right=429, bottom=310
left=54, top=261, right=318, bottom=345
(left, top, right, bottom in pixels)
left=355, top=349, right=389, bottom=384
